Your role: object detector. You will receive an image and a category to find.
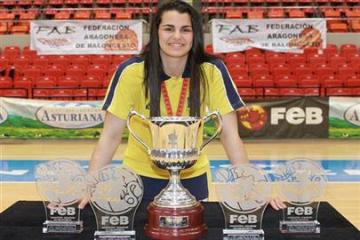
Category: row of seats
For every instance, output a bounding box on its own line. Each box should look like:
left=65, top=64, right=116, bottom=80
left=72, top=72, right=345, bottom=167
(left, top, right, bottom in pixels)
left=1, top=45, right=360, bottom=100
left=0, top=0, right=158, bottom=9
left=2, top=86, right=360, bottom=100
left=239, top=87, right=360, bottom=100
left=201, top=0, right=360, bottom=5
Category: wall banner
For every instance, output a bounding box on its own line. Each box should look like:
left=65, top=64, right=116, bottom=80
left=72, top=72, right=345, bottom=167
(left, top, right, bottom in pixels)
left=238, top=97, right=329, bottom=139
left=30, top=20, right=143, bottom=55
left=212, top=18, right=326, bottom=53
left=0, top=97, right=105, bottom=139
left=329, top=97, right=360, bottom=138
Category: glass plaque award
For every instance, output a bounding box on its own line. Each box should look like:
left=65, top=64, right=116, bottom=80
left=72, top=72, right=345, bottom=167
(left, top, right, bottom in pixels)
left=87, top=164, right=143, bottom=240
left=214, top=164, right=271, bottom=240
left=275, top=159, right=327, bottom=234
left=35, top=160, right=86, bottom=233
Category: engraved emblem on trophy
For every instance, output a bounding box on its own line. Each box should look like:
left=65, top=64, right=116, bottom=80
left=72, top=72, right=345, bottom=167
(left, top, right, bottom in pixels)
left=87, top=164, right=143, bottom=240
left=274, top=159, right=327, bottom=234
left=127, top=110, right=222, bottom=240
left=214, top=164, right=271, bottom=240
left=35, top=160, right=86, bottom=233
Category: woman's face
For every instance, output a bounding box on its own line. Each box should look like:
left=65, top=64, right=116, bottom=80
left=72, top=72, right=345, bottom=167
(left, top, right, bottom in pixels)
left=158, top=10, right=193, bottom=61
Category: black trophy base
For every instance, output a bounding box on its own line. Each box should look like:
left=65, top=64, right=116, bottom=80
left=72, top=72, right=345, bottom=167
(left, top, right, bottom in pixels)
left=223, top=229, right=264, bottom=240
left=42, top=220, right=83, bottom=233
left=280, top=220, right=320, bottom=234
left=94, top=230, right=135, bottom=240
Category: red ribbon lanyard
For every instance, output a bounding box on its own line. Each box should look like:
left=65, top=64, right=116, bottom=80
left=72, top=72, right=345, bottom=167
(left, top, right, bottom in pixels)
left=161, top=79, right=188, bottom=116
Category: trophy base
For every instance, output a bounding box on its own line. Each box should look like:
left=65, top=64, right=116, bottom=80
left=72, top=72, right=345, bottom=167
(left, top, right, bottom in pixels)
left=144, top=202, right=207, bottom=240
left=42, top=220, right=83, bottom=233
left=280, top=220, right=320, bottom=234
left=223, top=229, right=264, bottom=240
left=94, top=230, right=135, bottom=240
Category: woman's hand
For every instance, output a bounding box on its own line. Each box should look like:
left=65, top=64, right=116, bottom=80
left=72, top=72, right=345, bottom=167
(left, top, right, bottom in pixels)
left=269, top=197, right=287, bottom=210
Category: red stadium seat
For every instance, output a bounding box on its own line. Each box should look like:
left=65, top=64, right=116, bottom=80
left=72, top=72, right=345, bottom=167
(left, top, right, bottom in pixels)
left=57, top=75, right=80, bottom=88
left=96, top=0, right=111, bottom=6
left=0, top=12, right=15, bottom=20
left=51, top=89, right=74, bottom=100
left=1, top=88, right=27, bottom=98
left=267, top=9, right=285, bottom=18
left=252, top=74, right=274, bottom=87
left=90, top=55, right=112, bottom=66
left=314, top=64, right=335, bottom=80
left=327, top=54, right=346, bottom=69
left=48, top=0, right=64, bottom=7
left=113, top=10, right=132, bottom=19
left=73, top=89, right=88, bottom=100
left=274, top=74, right=297, bottom=87
left=248, top=63, right=269, bottom=76
left=3, top=46, right=21, bottom=61
left=0, top=76, right=12, bottom=88
left=80, top=75, right=102, bottom=88
left=337, top=64, right=357, bottom=81
left=247, top=9, right=264, bottom=19
left=287, top=9, right=305, bottom=18
left=345, top=75, right=360, bottom=87
left=33, top=88, right=51, bottom=99
left=307, top=54, right=327, bottom=66
left=266, top=53, right=286, bottom=66
left=13, top=76, right=33, bottom=90
left=272, top=65, right=292, bottom=77
left=232, top=75, right=252, bottom=87
left=23, top=67, right=42, bottom=80
left=303, top=87, right=320, bottom=96
left=279, top=88, right=304, bottom=96
left=328, top=22, right=349, bottom=33
left=340, top=44, right=358, bottom=57
left=73, top=10, right=92, bottom=19
left=226, top=10, right=242, bottom=19
left=293, top=65, right=313, bottom=76
left=286, top=53, right=306, bottom=68
left=322, top=75, right=343, bottom=87
left=34, top=76, right=57, bottom=88
left=94, top=10, right=112, bottom=19
left=237, top=88, right=256, bottom=99
left=54, top=10, right=72, bottom=20
left=88, top=88, right=107, bottom=99
left=224, top=53, right=246, bottom=65
left=323, top=44, right=338, bottom=57
left=264, top=88, right=280, bottom=97
left=22, top=46, right=37, bottom=58
left=297, top=74, right=320, bottom=87
left=326, top=87, right=353, bottom=96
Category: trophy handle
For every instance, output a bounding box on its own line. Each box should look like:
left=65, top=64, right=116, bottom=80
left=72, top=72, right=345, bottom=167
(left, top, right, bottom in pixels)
left=127, top=110, right=151, bottom=154
left=200, top=111, right=222, bottom=151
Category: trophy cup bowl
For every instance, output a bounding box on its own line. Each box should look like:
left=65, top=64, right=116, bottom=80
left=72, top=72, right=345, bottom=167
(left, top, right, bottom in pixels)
left=127, top=111, right=222, bottom=240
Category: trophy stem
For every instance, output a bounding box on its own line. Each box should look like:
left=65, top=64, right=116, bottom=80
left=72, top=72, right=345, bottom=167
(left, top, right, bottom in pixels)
left=153, top=169, right=197, bottom=208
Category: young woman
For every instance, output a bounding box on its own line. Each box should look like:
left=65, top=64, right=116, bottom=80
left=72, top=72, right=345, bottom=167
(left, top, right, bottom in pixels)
left=80, top=0, right=285, bottom=210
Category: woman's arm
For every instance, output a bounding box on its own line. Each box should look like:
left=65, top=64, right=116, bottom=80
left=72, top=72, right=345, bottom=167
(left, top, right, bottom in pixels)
left=219, top=110, right=286, bottom=210
left=87, top=112, right=127, bottom=173
left=219, top=111, right=249, bottom=165
left=78, top=111, right=126, bottom=208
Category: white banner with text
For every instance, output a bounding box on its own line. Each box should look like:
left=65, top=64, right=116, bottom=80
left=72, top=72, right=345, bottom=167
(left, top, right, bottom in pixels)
left=212, top=18, right=326, bottom=53
left=30, top=20, right=143, bottom=55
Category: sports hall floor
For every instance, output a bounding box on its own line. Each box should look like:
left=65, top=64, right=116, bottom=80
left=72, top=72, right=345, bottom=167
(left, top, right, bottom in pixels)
left=0, top=139, right=359, bottom=230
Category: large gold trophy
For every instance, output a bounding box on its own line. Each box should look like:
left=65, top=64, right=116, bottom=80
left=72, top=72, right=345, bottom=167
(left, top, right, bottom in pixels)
left=127, top=110, right=222, bottom=240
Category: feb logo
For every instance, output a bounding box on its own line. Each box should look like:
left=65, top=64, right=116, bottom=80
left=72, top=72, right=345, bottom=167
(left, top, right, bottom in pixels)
left=0, top=105, right=8, bottom=125
left=238, top=105, right=267, bottom=131
left=36, top=102, right=104, bottom=129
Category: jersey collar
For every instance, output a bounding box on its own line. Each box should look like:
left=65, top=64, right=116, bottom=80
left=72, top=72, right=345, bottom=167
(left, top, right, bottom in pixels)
left=159, top=58, right=191, bottom=81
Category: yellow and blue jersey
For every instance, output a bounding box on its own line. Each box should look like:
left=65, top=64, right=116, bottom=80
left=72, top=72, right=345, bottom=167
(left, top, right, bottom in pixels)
left=102, top=56, right=245, bottom=179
